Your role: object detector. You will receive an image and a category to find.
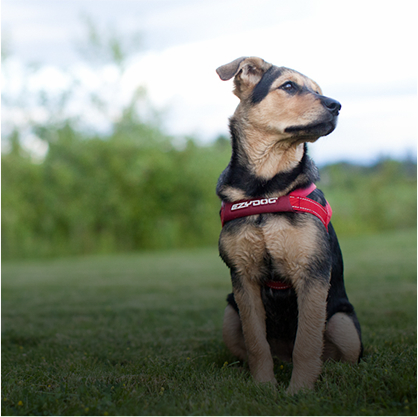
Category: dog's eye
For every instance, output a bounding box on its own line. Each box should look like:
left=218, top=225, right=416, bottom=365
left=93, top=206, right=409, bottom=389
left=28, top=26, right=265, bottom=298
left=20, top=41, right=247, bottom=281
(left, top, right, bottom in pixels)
left=280, top=81, right=298, bottom=93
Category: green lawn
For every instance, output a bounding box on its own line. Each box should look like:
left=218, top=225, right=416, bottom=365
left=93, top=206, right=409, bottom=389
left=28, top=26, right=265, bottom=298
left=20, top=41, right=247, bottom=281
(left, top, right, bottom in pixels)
left=2, top=230, right=416, bottom=415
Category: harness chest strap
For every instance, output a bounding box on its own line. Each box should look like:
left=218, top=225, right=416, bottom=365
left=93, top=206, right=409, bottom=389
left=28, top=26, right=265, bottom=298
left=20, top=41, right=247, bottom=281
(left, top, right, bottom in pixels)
left=219, top=183, right=332, bottom=291
left=220, top=183, right=332, bottom=230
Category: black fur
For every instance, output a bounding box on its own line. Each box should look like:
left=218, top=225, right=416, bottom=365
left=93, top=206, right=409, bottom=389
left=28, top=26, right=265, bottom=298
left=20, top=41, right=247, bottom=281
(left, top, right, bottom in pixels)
left=217, top=130, right=319, bottom=201
left=251, top=66, right=284, bottom=104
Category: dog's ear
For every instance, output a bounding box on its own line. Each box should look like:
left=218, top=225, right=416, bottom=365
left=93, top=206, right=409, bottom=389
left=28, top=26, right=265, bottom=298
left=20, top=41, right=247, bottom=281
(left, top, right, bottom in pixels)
left=216, top=57, right=248, bottom=81
left=216, top=57, right=272, bottom=99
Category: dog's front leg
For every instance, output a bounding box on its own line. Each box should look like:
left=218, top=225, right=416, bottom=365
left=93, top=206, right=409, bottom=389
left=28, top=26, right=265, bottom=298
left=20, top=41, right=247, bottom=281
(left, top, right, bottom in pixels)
left=233, top=276, right=276, bottom=384
left=287, top=278, right=329, bottom=395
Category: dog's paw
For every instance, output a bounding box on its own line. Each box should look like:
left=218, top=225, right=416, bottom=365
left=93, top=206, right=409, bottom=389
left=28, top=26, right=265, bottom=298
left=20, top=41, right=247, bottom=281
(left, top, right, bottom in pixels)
left=267, top=377, right=278, bottom=386
left=286, top=381, right=313, bottom=396
left=254, top=375, right=277, bottom=385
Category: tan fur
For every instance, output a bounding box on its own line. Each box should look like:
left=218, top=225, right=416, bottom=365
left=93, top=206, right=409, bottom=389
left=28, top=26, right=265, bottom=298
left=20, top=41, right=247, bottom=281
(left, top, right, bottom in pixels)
left=240, top=125, right=306, bottom=180
left=220, top=214, right=325, bottom=285
left=220, top=186, right=248, bottom=202
left=222, top=305, right=247, bottom=361
left=217, top=60, right=327, bottom=183
left=220, top=214, right=328, bottom=389
left=287, top=282, right=329, bottom=394
left=232, top=57, right=272, bottom=100
left=219, top=221, right=266, bottom=281
left=230, top=69, right=328, bottom=181
left=261, top=216, right=324, bottom=289
left=323, top=312, right=362, bottom=363
left=243, top=70, right=324, bottom=138
left=219, top=222, right=274, bottom=383
left=234, top=281, right=276, bottom=384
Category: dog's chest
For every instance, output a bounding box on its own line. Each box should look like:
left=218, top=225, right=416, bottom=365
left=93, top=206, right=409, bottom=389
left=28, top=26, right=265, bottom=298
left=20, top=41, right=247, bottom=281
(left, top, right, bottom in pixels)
left=219, top=214, right=323, bottom=282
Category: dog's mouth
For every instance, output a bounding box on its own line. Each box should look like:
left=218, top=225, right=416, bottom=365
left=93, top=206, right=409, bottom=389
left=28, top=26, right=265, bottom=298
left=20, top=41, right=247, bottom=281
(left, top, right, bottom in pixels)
left=284, top=116, right=338, bottom=138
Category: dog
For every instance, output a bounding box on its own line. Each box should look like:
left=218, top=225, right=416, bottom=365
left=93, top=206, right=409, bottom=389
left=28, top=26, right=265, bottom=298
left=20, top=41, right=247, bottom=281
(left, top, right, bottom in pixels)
left=216, top=57, right=362, bottom=395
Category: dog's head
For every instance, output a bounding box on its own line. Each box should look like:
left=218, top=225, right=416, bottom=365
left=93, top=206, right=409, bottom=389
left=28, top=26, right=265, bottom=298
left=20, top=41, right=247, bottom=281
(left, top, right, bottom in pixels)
left=216, top=57, right=341, bottom=143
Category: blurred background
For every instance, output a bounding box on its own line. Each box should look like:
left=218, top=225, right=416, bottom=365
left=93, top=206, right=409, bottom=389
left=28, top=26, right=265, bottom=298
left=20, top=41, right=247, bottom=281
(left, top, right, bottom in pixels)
left=2, top=0, right=417, bottom=260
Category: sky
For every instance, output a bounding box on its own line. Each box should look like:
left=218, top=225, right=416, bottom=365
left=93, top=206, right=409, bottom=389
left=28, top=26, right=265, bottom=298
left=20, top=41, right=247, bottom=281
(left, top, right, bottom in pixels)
left=2, top=0, right=417, bottom=165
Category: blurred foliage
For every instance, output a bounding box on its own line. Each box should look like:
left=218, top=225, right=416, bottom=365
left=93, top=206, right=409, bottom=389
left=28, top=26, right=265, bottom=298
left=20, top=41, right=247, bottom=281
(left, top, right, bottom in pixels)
left=2, top=120, right=416, bottom=260
left=320, top=159, right=417, bottom=236
left=2, top=119, right=231, bottom=259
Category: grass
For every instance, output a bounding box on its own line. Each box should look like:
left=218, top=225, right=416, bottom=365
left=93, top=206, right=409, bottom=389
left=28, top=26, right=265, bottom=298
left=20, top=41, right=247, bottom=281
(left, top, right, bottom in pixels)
left=2, top=229, right=416, bottom=415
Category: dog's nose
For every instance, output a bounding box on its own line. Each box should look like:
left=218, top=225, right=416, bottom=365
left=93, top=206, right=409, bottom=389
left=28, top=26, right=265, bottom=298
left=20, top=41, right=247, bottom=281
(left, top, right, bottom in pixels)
left=321, top=97, right=342, bottom=115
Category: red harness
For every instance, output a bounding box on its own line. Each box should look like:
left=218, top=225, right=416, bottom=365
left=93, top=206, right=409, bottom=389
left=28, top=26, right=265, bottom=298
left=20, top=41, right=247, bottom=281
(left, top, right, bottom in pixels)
left=220, top=183, right=332, bottom=290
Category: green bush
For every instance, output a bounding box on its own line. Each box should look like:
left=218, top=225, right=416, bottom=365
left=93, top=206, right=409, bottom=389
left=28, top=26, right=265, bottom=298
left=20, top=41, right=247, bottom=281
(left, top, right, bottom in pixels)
left=2, top=118, right=416, bottom=261
left=319, top=159, right=417, bottom=236
left=1, top=118, right=232, bottom=259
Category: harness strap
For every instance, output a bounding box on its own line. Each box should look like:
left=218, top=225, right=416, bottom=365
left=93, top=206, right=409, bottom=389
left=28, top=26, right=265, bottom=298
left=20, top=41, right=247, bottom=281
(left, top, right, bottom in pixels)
left=265, top=280, right=292, bottom=290
left=220, top=183, right=332, bottom=291
left=220, top=183, right=332, bottom=230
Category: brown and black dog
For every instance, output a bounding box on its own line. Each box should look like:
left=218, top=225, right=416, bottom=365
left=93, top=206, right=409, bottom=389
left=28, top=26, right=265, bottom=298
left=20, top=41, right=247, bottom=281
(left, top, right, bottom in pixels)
left=216, top=57, right=362, bottom=395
